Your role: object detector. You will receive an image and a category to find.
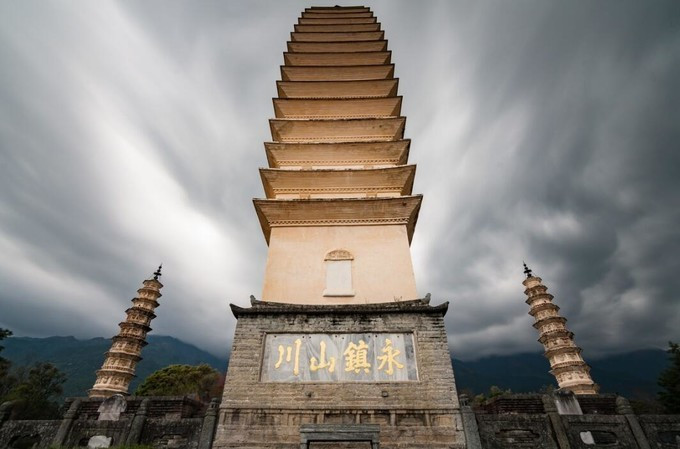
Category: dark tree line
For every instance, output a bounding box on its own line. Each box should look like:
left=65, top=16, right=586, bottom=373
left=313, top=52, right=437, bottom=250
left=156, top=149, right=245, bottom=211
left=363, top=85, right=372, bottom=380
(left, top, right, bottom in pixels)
left=0, top=328, right=66, bottom=419
left=658, top=341, right=680, bottom=413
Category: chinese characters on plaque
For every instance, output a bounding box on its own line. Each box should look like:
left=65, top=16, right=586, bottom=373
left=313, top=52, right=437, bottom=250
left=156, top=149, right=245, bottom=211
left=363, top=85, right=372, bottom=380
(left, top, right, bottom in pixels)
left=261, top=333, right=418, bottom=382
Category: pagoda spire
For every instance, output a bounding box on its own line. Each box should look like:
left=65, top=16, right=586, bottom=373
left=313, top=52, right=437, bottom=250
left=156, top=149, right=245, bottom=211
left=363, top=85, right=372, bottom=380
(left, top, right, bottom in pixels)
left=89, top=267, right=163, bottom=398
left=522, top=265, right=598, bottom=395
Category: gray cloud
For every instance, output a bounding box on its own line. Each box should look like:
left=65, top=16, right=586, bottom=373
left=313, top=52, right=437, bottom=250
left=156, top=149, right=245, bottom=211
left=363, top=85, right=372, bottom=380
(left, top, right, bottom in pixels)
left=0, top=0, right=678, bottom=360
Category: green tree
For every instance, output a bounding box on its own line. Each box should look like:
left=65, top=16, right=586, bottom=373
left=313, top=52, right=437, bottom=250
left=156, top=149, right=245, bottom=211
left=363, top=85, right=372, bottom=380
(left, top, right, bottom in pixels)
left=472, top=385, right=512, bottom=405
left=135, top=364, right=220, bottom=401
left=6, top=362, right=66, bottom=419
left=0, top=328, right=14, bottom=400
left=658, top=341, right=680, bottom=413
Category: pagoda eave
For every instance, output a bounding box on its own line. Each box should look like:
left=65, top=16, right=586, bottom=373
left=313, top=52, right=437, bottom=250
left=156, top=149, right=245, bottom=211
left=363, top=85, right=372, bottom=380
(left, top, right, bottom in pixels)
left=287, top=40, right=385, bottom=53
left=254, top=195, right=422, bottom=245
left=273, top=96, right=401, bottom=119
left=265, top=140, right=410, bottom=169
left=277, top=79, right=398, bottom=100
left=281, top=63, right=393, bottom=81
left=290, top=31, right=385, bottom=45
left=301, top=12, right=374, bottom=19
left=303, top=6, right=371, bottom=13
left=297, top=18, right=378, bottom=26
left=294, top=24, right=381, bottom=34
left=270, top=117, right=405, bottom=143
left=259, top=164, right=416, bottom=199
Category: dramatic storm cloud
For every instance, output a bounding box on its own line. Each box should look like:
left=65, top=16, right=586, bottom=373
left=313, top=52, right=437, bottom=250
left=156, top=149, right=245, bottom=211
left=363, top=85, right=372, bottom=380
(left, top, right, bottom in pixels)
left=0, top=1, right=678, bottom=360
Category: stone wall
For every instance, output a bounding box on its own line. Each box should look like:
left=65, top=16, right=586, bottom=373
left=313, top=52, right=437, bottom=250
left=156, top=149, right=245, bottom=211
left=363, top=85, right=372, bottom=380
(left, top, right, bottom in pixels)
left=0, top=396, right=218, bottom=449
left=213, top=299, right=467, bottom=449
left=466, top=393, right=680, bottom=449
left=0, top=420, right=61, bottom=449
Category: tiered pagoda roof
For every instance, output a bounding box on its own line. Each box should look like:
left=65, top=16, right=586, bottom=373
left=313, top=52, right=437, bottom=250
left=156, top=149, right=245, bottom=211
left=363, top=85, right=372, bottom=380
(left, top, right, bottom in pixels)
left=254, top=5, right=421, bottom=244
left=522, top=265, right=599, bottom=395
left=89, top=267, right=163, bottom=398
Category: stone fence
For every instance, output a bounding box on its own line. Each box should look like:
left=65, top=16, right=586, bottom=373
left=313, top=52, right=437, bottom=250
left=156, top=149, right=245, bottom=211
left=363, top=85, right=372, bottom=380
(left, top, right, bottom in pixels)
left=0, top=396, right=219, bottom=449
left=460, top=393, right=680, bottom=449
left=1, top=393, right=679, bottom=448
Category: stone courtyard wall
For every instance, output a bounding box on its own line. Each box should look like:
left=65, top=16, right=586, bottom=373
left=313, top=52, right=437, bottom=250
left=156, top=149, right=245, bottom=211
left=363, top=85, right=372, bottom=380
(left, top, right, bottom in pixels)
left=465, top=393, right=680, bottom=449
left=0, top=396, right=218, bottom=449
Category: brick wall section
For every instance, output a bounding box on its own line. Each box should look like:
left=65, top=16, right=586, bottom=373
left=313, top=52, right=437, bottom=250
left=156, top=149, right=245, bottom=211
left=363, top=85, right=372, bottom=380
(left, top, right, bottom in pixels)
left=213, top=299, right=466, bottom=449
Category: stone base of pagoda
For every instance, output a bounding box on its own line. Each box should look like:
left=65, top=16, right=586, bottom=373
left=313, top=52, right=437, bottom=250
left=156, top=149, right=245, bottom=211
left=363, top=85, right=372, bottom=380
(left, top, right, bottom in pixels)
left=213, top=299, right=466, bottom=449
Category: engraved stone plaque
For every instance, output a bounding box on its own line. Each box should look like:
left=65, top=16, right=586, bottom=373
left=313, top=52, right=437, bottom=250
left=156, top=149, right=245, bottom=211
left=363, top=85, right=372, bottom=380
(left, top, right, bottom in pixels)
left=261, top=333, right=417, bottom=382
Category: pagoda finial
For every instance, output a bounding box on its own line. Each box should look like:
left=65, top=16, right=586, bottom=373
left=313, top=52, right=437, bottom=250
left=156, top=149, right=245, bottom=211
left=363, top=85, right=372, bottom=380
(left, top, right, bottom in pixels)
left=153, top=264, right=163, bottom=280
left=523, top=262, right=533, bottom=278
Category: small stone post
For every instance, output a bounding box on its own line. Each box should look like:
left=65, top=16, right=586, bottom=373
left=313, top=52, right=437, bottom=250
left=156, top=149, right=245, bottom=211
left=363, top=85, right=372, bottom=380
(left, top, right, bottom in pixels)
left=616, top=396, right=651, bottom=449
left=198, top=398, right=220, bottom=449
left=125, top=398, right=150, bottom=445
left=52, top=398, right=81, bottom=447
left=542, top=394, right=571, bottom=449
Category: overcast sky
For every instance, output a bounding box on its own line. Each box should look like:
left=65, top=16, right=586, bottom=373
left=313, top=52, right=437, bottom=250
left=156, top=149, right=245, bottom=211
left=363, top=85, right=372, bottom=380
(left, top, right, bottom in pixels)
left=1, top=1, right=678, bottom=361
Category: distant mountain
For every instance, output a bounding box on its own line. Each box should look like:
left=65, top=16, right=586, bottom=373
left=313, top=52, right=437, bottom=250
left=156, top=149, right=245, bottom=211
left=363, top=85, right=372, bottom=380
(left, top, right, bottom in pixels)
left=453, top=349, right=669, bottom=399
left=2, top=335, right=228, bottom=398
left=2, top=335, right=668, bottom=400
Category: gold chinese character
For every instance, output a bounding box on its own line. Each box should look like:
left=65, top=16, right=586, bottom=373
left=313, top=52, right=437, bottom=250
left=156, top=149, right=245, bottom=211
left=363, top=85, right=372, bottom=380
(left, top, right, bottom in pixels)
left=377, top=338, right=404, bottom=375
left=310, top=341, right=336, bottom=373
left=274, top=338, right=302, bottom=376
left=343, top=340, right=371, bottom=374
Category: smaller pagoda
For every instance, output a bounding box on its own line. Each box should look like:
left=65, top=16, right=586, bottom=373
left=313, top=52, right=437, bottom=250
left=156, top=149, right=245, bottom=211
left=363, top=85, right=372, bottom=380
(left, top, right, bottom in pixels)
left=522, top=263, right=599, bottom=395
left=89, top=266, right=163, bottom=398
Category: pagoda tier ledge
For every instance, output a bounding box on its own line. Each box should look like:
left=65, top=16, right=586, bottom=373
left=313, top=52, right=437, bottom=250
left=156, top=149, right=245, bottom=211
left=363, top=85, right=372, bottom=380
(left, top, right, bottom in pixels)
left=290, top=31, right=385, bottom=43
left=137, top=285, right=163, bottom=294
left=304, top=7, right=371, bottom=13
left=105, top=350, right=143, bottom=361
left=524, top=286, right=550, bottom=296
left=294, top=24, right=381, bottom=33
left=254, top=195, right=422, bottom=244
left=131, top=298, right=160, bottom=308
left=525, top=294, right=554, bottom=305
left=538, top=331, right=574, bottom=343
left=270, top=117, right=405, bottom=143
left=528, top=302, right=560, bottom=314
left=544, top=346, right=582, bottom=358
left=112, top=335, right=148, bottom=346
left=282, top=64, right=393, bottom=82
left=277, top=79, right=398, bottom=99
left=287, top=40, right=385, bottom=53
left=95, top=367, right=135, bottom=377
left=118, top=322, right=152, bottom=332
left=125, top=307, right=156, bottom=317
left=124, top=318, right=153, bottom=327
left=265, top=140, right=410, bottom=169
left=284, top=51, right=390, bottom=67
left=231, top=297, right=446, bottom=318
left=532, top=315, right=567, bottom=328
left=273, top=97, right=401, bottom=119
left=297, top=18, right=378, bottom=26
left=259, top=165, right=416, bottom=199
left=140, top=278, right=163, bottom=287
left=550, top=362, right=592, bottom=375
left=302, top=12, right=374, bottom=19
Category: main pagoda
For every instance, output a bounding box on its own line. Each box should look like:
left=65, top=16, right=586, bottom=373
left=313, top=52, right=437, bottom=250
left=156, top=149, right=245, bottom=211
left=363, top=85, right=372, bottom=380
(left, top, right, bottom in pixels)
left=214, top=6, right=466, bottom=449
left=255, top=6, right=420, bottom=305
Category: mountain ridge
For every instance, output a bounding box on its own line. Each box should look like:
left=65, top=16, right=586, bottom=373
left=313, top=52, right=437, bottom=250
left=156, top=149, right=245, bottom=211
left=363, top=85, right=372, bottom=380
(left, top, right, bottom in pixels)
left=1, top=335, right=667, bottom=399
left=2, top=335, right=228, bottom=398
